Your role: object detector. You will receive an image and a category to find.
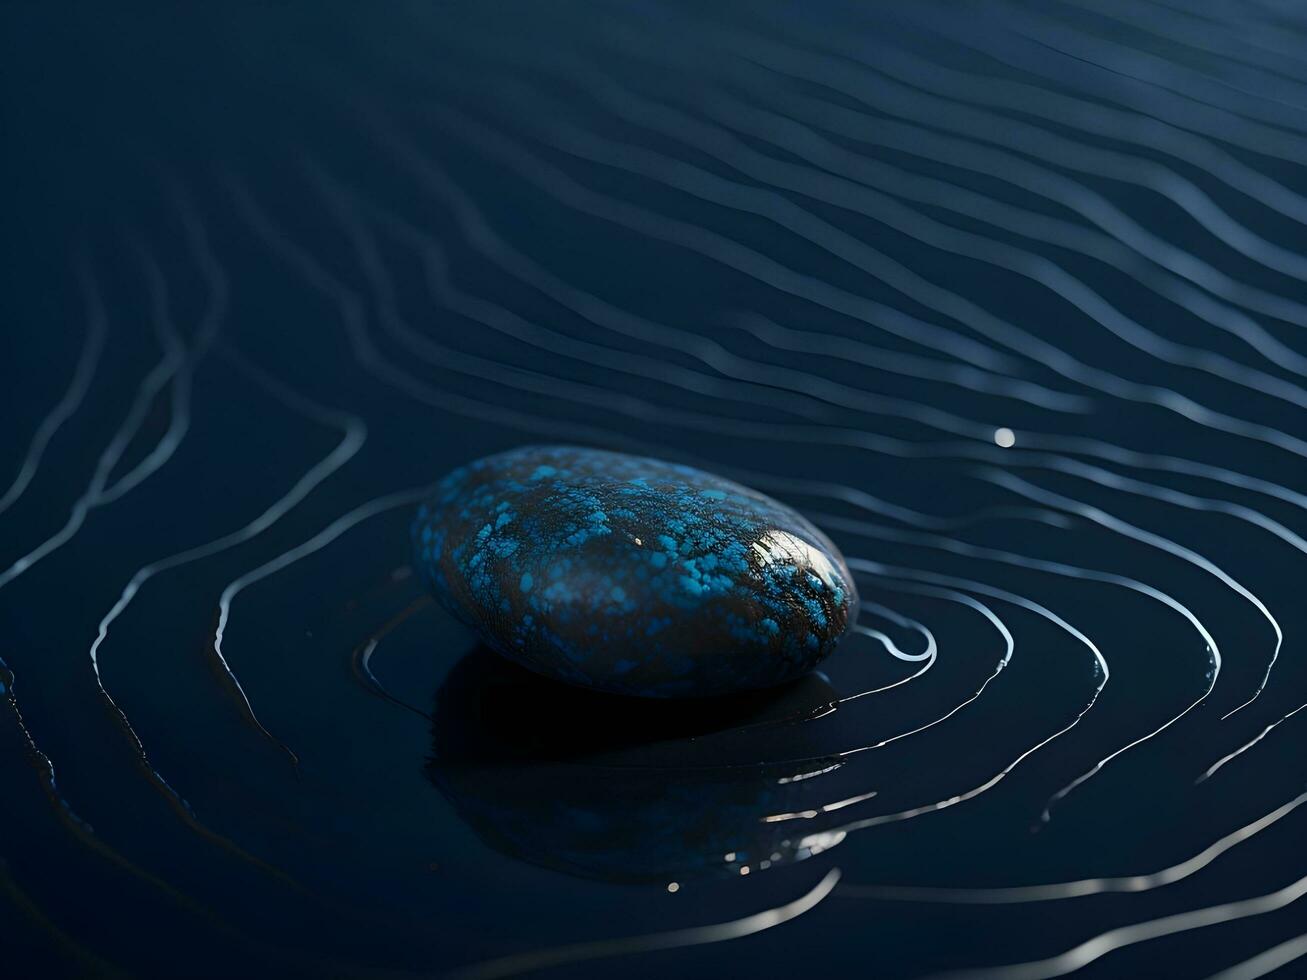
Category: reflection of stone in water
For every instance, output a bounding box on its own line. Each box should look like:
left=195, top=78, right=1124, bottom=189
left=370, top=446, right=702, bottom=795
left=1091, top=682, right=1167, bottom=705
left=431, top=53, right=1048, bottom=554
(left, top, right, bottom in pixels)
left=427, top=648, right=847, bottom=884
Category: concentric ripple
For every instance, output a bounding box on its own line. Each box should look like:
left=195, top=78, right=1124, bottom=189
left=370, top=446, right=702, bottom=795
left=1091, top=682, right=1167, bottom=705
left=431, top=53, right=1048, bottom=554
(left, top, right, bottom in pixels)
left=1, top=1, right=1306, bottom=977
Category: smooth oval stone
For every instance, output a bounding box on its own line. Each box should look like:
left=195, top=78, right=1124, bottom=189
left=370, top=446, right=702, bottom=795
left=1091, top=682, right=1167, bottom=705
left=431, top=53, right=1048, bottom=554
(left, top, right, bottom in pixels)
left=412, top=445, right=858, bottom=698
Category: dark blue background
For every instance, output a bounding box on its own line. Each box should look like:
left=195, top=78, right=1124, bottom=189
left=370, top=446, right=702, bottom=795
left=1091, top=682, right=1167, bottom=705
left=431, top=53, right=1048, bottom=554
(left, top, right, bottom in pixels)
left=2, top=3, right=1306, bottom=978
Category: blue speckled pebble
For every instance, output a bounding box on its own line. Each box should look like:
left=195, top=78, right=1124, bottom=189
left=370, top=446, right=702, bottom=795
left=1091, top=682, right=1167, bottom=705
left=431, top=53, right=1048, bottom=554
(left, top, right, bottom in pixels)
left=412, top=446, right=858, bottom=698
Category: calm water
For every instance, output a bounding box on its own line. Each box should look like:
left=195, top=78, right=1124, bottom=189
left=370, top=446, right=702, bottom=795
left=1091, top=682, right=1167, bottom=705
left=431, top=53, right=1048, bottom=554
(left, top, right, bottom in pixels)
left=3, top=2, right=1307, bottom=977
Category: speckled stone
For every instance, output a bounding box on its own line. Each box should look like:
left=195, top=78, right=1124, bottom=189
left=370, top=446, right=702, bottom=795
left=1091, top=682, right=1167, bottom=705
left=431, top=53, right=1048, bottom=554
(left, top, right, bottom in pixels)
left=412, top=446, right=858, bottom=698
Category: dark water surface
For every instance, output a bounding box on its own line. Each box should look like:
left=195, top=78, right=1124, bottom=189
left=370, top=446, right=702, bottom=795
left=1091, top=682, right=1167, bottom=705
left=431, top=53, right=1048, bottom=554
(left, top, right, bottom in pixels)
left=3, top=2, right=1307, bottom=977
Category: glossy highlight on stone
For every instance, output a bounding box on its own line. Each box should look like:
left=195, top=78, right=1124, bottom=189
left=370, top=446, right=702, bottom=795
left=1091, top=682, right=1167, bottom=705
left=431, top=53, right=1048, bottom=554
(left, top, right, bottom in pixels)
left=412, top=446, right=858, bottom=698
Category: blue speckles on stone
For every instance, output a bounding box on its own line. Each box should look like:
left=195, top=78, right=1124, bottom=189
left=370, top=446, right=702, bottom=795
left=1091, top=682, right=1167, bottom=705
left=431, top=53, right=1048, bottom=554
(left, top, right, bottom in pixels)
left=798, top=595, right=827, bottom=628
left=411, top=446, right=858, bottom=698
left=678, top=554, right=734, bottom=598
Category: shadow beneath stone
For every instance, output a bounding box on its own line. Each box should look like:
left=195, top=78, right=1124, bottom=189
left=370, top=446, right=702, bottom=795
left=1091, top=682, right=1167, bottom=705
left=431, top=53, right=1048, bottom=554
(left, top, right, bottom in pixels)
left=426, top=647, right=851, bottom=883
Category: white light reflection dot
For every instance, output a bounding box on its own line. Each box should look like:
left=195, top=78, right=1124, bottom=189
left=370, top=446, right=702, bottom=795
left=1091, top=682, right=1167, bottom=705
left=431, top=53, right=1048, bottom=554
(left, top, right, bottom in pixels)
left=667, top=882, right=679, bottom=893
left=994, top=427, right=1016, bottom=448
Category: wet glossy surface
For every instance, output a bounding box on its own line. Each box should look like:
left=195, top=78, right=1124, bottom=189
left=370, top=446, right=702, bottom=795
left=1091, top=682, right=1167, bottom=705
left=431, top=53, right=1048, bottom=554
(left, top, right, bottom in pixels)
left=4, top=2, right=1307, bottom=978
left=413, top=446, right=857, bottom=697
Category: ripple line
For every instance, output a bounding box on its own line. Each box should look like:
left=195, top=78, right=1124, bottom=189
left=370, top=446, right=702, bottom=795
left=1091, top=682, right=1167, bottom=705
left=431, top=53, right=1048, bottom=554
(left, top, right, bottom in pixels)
left=210, top=483, right=436, bottom=761
left=450, top=868, right=840, bottom=980
left=839, top=787, right=1307, bottom=903
left=0, top=259, right=108, bottom=520
left=88, top=348, right=366, bottom=771
left=935, top=864, right=1307, bottom=980
left=1205, top=931, right=1307, bottom=980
